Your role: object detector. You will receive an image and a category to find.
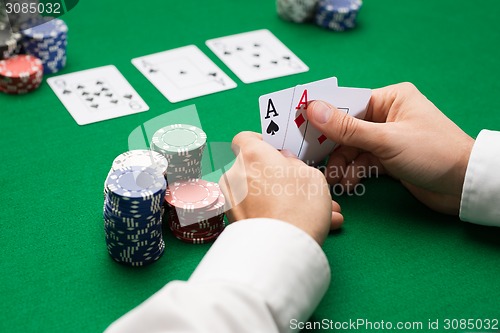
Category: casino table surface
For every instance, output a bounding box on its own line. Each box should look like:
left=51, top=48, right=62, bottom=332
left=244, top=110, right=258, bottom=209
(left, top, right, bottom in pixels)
left=1, top=0, right=500, bottom=332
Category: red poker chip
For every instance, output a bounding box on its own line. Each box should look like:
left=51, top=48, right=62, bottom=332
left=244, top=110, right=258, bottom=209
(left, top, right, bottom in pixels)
left=169, top=218, right=225, bottom=234
left=167, top=209, right=225, bottom=229
left=174, top=230, right=223, bottom=244
left=0, top=55, right=43, bottom=94
left=165, top=193, right=225, bottom=221
left=165, top=179, right=220, bottom=213
left=0, top=55, right=43, bottom=79
left=170, top=224, right=224, bottom=239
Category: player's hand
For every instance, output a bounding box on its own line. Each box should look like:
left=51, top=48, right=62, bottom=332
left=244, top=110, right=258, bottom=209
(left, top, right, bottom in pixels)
left=306, top=82, right=474, bottom=215
left=219, top=132, right=343, bottom=245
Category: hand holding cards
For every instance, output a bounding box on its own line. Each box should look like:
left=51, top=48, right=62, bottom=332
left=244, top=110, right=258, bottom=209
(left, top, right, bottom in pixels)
left=259, top=77, right=371, bottom=165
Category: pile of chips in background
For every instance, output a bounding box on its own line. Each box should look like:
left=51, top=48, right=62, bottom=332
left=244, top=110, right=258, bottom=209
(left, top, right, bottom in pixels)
left=0, top=29, right=21, bottom=59
left=2, top=0, right=41, bottom=32
left=0, top=0, right=68, bottom=94
left=0, top=54, right=43, bottom=93
left=103, top=125, right=227, bottom=266
left=277, top=0, right=363, bottom=31
left=20, top=17, right=68, bottom=74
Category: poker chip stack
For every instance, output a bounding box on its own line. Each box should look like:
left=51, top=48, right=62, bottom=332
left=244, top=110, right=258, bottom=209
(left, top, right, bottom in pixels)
left=0, top=1, right=7, bottom=28
left=3, top=0, right=41, bottom=32
left=151, top=124, right=207, bottom=183
left=0, top=29, right=22, bottom=60
left=20, top=17, right=68, bottom=74
left=165, top=179, right=226, bottom=244
left=315, top=0, right=362, bottom=31
left=277, top=0, right=362, bottom=31
left=103, top=166, right=167, bottom=266
left=0, top=54, right=43, bottom=94
left=277, top=0, right=319, bottom=23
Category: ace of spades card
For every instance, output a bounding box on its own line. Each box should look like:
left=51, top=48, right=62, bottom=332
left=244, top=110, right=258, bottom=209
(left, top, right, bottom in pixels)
left=259, top=77, right=338, bottom=154
left=47, top=65, right=149, bottom=125
left=283, top=79, right=372, bottom=164
left=259, top=86, right=295, bottom=149
left=131, top=45, right=236, bottom=103
left=206, top=29, right=309, bottom=83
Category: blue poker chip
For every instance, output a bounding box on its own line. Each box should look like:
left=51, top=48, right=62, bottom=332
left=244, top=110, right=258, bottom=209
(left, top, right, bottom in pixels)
left=315, top=0, right=362, bottom=31
left=106, top=240, right=165, bottom=262
left=106, top=237, right=162, bottom=251
left=105, top=166, right=167, bottom=200
left=105, top=228, right=163, bottom=243
left=103, top=215, right=161, bottom=228
left=20, top=17, right=68, bottom=40
left=105, top=191, right=165, bottom=208
left=20, top=17, right=68, bottom=74
left=104, top=201, right=163, bottom=219
left=103, top=166, right=167, bottom=266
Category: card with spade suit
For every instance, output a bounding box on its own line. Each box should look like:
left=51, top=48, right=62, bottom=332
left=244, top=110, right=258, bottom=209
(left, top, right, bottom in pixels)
left=259, top=78, right=337, bottom=154
left=206, top=29, right=309, bottom=83
left=132, top=45, right=237, bottom=103
left=259, top=77, right=372, bottom=165
left=259, top=86, right=295, bottom=149
left=47, top=65, right=149, bottom=125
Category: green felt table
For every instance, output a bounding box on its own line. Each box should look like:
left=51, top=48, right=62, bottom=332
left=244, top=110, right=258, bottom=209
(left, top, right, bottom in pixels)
left=1, top=0, right=500, bottom=332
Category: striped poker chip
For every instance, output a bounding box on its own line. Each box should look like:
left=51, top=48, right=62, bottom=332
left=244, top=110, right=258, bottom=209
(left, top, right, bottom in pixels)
left=165, top=179, right=220, bottom=213
left=174, top=231, right=222, bottom=244
left=105, top=166, right=166, bottom=200
left=151, top=124, right=206, bottom=181
left=111, top=150, right=168, bottom=175
left=103, top=165, right=166, bottom=266
left=0, top=55, right=44, bottom=94
left=20, top=17, right=68, bottom=74
left=20, top=17, right=68, bottom=40
left=151, top=124, right=206, bottom=155
left=166, top=190, right=225, bottom=222
left=0, top=30, right=22, bottom=60
left=171, top=227, right=224, bottom=240
left=314, top=0, right=362, bottom=31
left=0, top=54, right=42, bottom=78
left=277, top=0, right=319, bottom=23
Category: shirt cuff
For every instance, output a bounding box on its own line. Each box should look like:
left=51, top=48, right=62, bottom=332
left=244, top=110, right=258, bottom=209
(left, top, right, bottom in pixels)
left=189, top=218, right=331, bottom=332
left=460, top=129, right=500, bottom=227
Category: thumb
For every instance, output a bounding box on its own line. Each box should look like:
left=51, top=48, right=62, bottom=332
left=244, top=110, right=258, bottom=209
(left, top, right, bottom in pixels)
left=307, top=100, right=383, bottom=151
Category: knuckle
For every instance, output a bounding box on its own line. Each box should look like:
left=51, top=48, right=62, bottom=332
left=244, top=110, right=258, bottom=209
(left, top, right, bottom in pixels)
left=241, top=142, right=262, bottom=161
left=309, top=166, right=327, bottom=181
left=231, top=131, right=246, bottom=147
left=398, top=82, right=420, bottom=95
left=337, top=113, right=359, bottom=144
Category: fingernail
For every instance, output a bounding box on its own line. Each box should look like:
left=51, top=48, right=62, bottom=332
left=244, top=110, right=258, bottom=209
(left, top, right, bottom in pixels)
left=311, top=101, right=332, bottom=124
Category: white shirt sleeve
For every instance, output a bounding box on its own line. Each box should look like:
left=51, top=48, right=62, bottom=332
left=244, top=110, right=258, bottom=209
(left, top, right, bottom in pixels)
left=104, top=218, right=331, bottom=333
left=460, top=129, right=500, bottom=227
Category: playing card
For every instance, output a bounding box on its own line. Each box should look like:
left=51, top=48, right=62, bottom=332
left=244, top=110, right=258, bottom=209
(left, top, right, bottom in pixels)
left=206, top=29, right=309, bottom=83
left=131, top=45, right=237, bottom=103
left=259, top=87, right=294, bottom=149
left=283, top=79, right=371, bottom=164
left=47, top=65, right=149, bottom=126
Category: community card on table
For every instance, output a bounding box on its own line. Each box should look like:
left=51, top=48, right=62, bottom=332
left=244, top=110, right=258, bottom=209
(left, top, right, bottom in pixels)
left=206, top=29, right=309, bottom=83
left=47, top=65, right=149, bottom=125
left=132, top=45, right=237, bottom=103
